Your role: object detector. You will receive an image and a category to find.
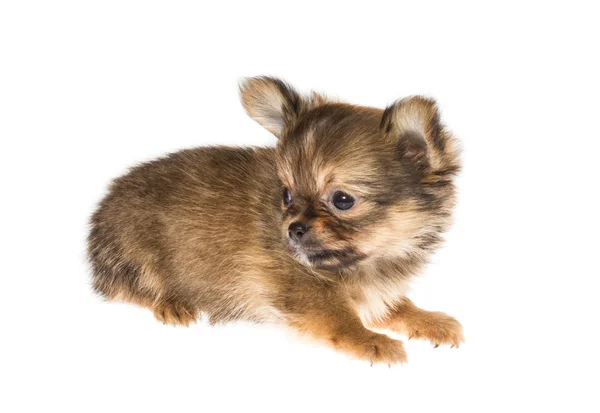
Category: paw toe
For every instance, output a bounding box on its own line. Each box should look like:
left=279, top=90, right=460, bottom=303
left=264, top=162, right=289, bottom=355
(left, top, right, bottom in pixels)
left=153, top=302, right=197, bottom=326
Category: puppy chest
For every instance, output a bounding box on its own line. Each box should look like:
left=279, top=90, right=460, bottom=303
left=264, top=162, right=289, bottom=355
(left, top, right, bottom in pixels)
left=352, top=283, right=408, bottom=325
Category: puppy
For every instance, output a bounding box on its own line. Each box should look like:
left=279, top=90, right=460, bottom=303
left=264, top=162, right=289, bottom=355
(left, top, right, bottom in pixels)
left=88, top=77, right=463, bottom=364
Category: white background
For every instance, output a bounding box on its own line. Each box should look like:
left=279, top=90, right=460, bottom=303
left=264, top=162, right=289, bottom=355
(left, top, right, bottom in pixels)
left=1, top=1, right=599, bottom=412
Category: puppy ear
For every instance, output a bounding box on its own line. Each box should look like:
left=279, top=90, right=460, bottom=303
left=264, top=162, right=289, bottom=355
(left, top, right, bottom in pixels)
left=380, top=96, right=454, bottom=172
left=239, top=76, right=302, bottom=138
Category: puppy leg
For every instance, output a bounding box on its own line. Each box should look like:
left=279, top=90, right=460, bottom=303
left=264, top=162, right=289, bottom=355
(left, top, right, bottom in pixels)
left=152, top=300, right=199, bottom=326
left=287, top=298, right=407, bottom=365
left=372, top=297, right=464, bottom=348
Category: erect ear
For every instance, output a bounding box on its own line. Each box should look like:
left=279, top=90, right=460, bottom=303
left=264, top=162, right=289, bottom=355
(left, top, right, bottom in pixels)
left=380, top=96, right=449, bottom=171
left=239, top=76, right=304, bottom=138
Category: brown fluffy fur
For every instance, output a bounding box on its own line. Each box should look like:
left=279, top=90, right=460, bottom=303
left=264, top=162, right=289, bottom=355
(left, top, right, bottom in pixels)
left=88, top=76, right=463, bottom=365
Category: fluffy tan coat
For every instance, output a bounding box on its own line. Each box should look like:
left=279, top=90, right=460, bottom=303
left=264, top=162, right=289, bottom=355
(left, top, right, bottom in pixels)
left=88, top=77, right=463, bottom=364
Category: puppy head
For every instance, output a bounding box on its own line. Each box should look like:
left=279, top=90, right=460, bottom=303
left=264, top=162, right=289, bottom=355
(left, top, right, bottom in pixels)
left=240, top=77, right=460, bottom=271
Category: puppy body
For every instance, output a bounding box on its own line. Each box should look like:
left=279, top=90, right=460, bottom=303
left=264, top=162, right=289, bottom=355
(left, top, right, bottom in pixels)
left=88, top=77, right=462, bottom=364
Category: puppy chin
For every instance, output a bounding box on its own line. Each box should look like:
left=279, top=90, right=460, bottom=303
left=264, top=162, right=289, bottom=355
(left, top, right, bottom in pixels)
left=289, top=249, right=313, bottom=268
left=288, top=243, right=365, bottom=272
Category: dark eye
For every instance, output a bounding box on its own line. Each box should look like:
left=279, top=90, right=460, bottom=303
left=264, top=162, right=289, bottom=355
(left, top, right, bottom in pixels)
left=283, top=188, right=292, bottom=206
left=332, top=191, right=355, bottom=210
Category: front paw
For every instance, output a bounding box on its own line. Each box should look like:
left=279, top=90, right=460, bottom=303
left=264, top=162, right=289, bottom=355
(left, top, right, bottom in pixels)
left=333, top=332, right=407, bottom=365
left=403, top=312, right=464, bottom=348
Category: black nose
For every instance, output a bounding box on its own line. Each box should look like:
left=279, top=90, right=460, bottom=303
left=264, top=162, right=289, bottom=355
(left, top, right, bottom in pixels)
left=288, top=221, right=308, bottom=242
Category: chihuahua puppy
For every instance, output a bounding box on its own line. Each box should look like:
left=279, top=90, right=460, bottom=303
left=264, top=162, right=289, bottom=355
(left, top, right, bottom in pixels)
left=88, top=77, right=463, bottom=364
